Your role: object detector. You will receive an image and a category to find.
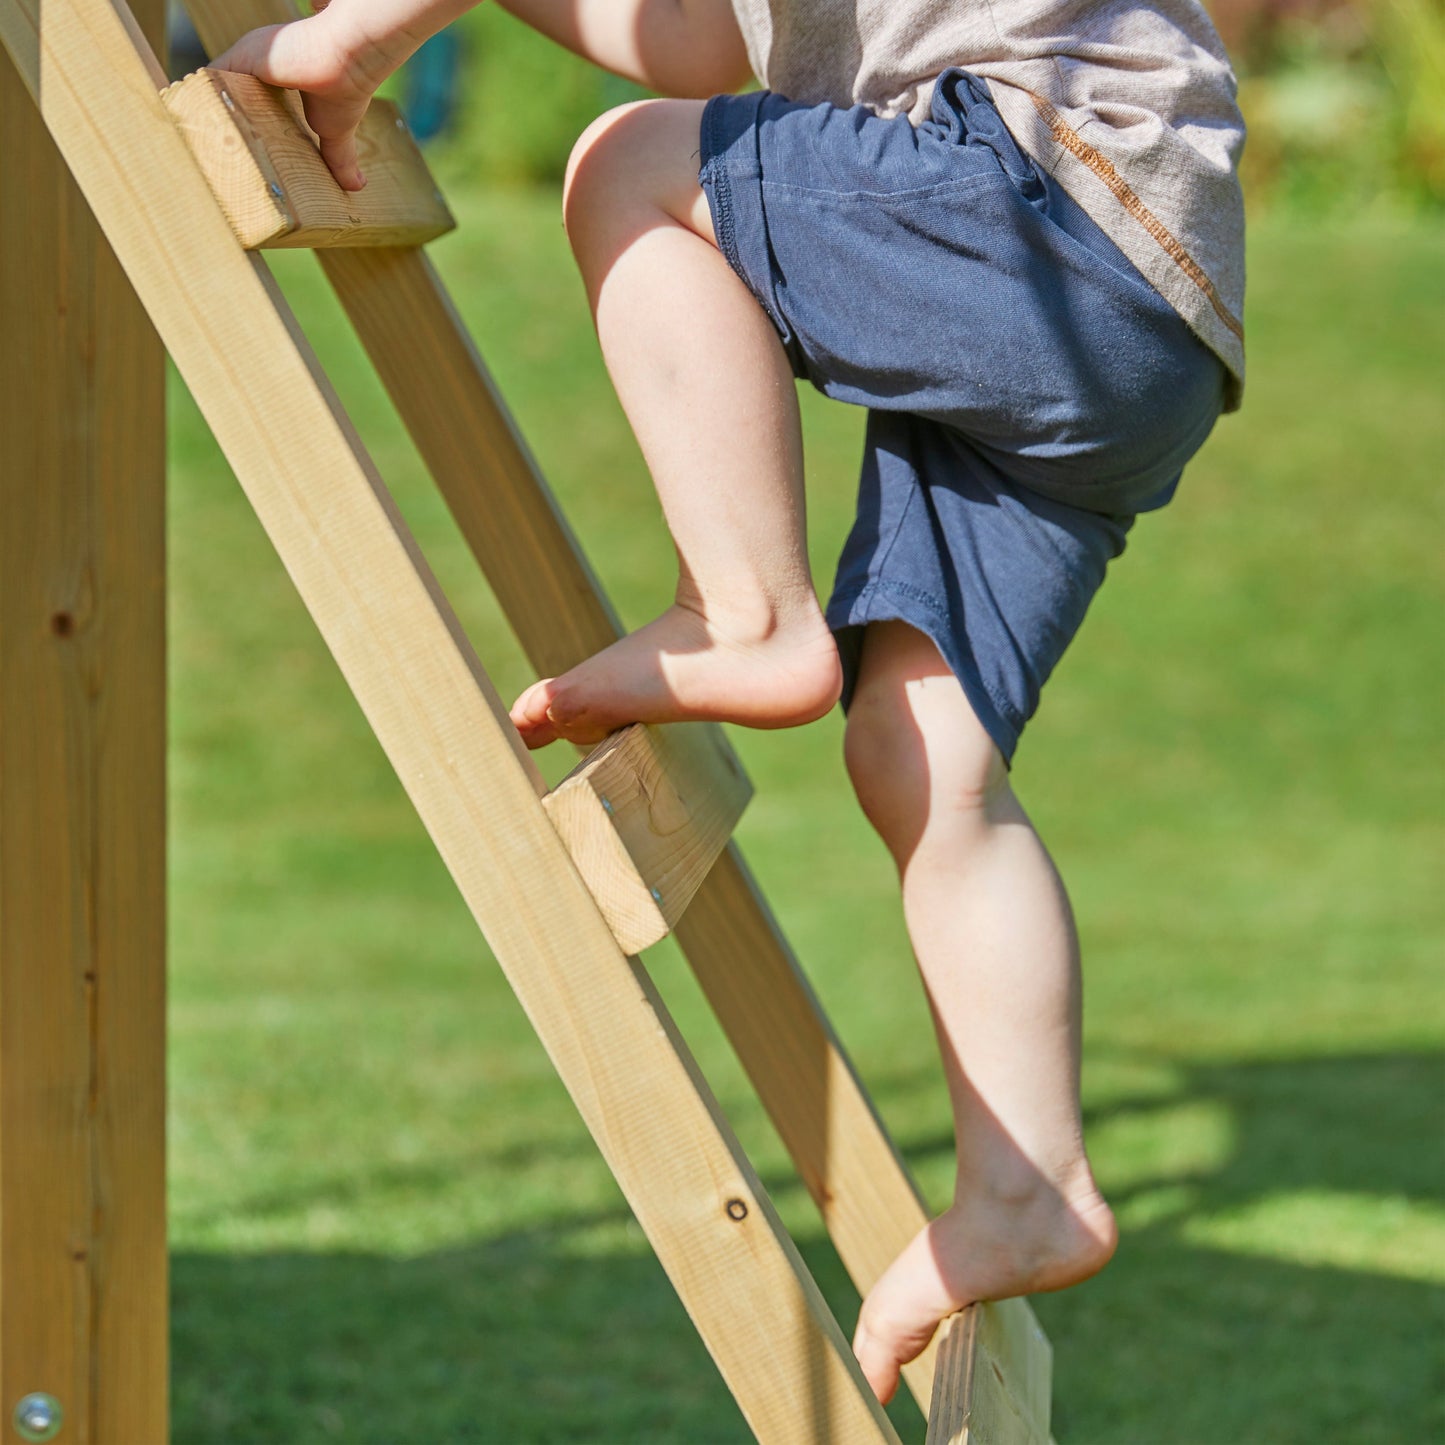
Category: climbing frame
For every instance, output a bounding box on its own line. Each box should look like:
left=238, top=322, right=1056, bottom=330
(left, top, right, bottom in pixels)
left=0, top=0, right=1055, bottom=1439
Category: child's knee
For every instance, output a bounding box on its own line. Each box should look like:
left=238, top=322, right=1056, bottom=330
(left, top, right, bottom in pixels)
left=563, top=99, right=708, bottom=249
left=563, top=101, right=652, bottom=238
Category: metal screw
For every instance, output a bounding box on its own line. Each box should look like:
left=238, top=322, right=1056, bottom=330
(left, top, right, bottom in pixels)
left=268, top=182, right=284, bottom=200
left=395, top=115, right=407, bottom=131
left=600, top=796, right=613, bottom=815
left=220, top=90, right=235, bottom=111
left=13, top=1394, right=62, bottom=1443
left=649, top=888, right=663, bottom=905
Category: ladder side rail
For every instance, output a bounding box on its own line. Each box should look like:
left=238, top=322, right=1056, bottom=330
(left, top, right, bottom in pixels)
left=322, top=244, right=956, bottom=1409
left=181, top=2, right=1058, bottom=1426
left=0, top=1, right=901, bottom=1437
left=329, top=210, right=1074, bottom=1435
left=166, top=4, right=1034, bottom=1413
left=174, top=1, right=946, bottom=1407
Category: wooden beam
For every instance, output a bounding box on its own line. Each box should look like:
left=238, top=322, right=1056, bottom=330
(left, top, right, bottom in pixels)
left=290, top=238, right=961, bottom=1392
left=174, top=4, right=1055, bottom=1428
left=0, top=0, right=166, bottom=1439
left=307, top=242, right=1071, bottom=1425
left=924, top=1306, right=1053, bottom=1445
left=319, top=251, right=981, bottom=1414
left=182, top=64, right=967, bottom=1435
left=0, top=1, right=900, bottom=1437
left=542, top=722, right=752, bottom=953
left=299, top=236, right=958, bottom=1393
left=162, top=68, right=454, bottom=250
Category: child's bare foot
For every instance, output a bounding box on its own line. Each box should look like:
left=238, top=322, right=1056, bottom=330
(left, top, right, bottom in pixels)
left=852, top=1178, right=1118, bottom=1405
left=510, top=597, right=843, bottom=748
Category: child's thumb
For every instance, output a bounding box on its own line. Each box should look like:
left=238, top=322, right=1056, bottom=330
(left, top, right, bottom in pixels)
left=209, top=23, right=291, bottom=83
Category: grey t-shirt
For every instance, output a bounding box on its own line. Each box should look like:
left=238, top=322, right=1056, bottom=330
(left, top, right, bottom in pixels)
left=728, top=0, right=1246, bottom=406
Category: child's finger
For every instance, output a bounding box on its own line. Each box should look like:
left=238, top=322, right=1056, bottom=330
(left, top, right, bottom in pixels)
left=317, top=131, right=366, bottom=191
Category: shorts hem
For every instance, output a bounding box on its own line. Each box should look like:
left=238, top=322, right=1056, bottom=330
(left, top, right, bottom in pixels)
left=827, top=580, right=1023, bottom=766
left=698, top=97, right=743, bottom=277
left=698, top=93, right=792, bottom=343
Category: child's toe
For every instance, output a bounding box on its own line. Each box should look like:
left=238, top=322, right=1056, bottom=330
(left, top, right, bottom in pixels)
left=851, top=1315, right=902, bottom=1405
left=511, top=680, right=561, bottom=748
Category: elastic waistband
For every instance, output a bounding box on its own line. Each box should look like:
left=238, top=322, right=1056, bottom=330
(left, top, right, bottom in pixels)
left=924, top=68, right=1045, bottom=203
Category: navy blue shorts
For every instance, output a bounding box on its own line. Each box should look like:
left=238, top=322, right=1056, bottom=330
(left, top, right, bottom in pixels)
left=698, top=69, right=1226, bottom=761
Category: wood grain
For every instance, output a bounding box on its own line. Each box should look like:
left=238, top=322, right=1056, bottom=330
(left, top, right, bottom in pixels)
left=162, top=68, right=454, bottom=249
left=0, top=1, right=900, bottom=1437
left=926, top=1314, right=973, bottom=1445
left=542, top=722, right=752, bottom=952
left=0, top=0, right=166, bottom=1438
left=924, top=1306, right=1053, bottom=1445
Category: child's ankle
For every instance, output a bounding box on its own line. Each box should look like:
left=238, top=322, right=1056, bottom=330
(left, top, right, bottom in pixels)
left=672, top=577, right=828, bottom=646
left=943, top=1169, right=1118, bottom=1289
left=954, top=1152, right=1103, bottom=1217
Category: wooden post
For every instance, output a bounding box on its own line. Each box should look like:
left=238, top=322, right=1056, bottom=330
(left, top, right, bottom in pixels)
left=0, top=0, right=166, bottom=1440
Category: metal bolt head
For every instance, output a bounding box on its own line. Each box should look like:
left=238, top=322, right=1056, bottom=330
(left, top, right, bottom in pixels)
left=14, top=1394, right=62, bottom=1442
left=649, top=887, right=663, bottom=905
left=600, top=796, right=613, bottom=815
left=268, top=181, right=284, bottom=200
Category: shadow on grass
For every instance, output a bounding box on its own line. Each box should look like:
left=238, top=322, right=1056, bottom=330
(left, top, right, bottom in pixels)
left=173, top=1226, right=737, bottom=1444
left=173, top=1050, right=1443, bottom=1443
left=172, top=1222, right=906, bottom=1445
left=897, top=1049, right=1444, bottom=1443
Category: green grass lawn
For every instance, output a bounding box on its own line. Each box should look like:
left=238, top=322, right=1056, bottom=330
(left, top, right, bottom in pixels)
left=167, top=193, right=1444, bottom=1444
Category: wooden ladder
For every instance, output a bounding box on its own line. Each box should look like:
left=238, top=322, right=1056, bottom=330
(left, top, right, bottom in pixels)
left=0, top=0, right=1055, bottom=1439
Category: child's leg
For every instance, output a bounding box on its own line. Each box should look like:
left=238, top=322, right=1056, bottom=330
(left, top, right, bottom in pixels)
left=510, top=100, right=842, bottom=748
left=842, top=620, right=1118, bottom=1405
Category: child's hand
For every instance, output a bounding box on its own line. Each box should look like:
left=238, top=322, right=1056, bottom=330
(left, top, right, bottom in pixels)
left=212, top=7, right=384, bottom=192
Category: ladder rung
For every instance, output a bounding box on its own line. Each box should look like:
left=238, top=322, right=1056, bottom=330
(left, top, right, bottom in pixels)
left=925, top=1302, right=1053, bottom=1445
left=161, top=69, right=454, bottom=250
left=543, top=722, right=751, bottom=954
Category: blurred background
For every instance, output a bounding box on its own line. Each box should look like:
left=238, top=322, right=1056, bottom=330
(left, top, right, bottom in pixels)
left=164, top=2, right=1443, bottom=1441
